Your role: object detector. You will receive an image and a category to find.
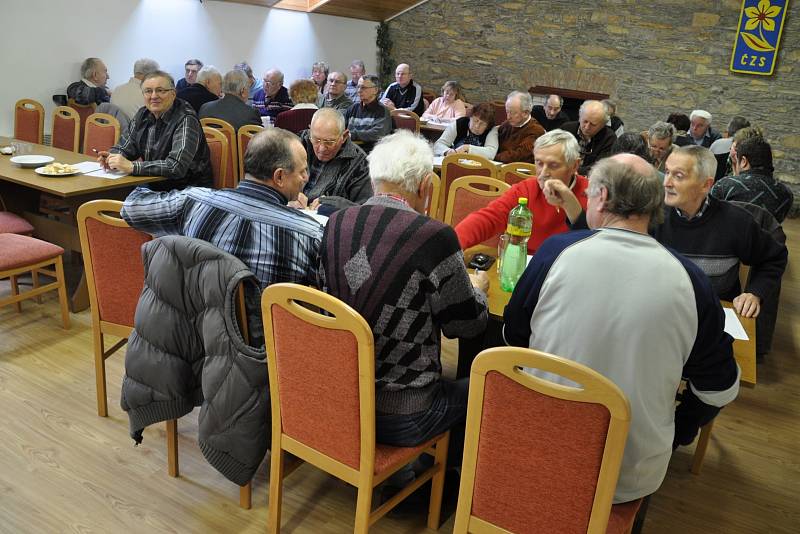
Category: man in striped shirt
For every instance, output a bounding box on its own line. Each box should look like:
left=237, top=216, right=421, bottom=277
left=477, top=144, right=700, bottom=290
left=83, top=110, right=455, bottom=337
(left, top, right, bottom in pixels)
left=121, top=128, right=323, bottom=337
left=101, top=70, right=212, bottom=191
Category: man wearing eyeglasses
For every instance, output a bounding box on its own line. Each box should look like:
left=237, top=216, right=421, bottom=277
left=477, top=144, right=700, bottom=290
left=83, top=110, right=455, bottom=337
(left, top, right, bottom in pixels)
left=344, top=75, right=392, bottom=153
left=319, top=71, right=353, bottom=112
left=252, top=68, right=293, bottom=119
left=99, top=70, right=212, bottom=191
left=295, top=108, right=371, bottom=215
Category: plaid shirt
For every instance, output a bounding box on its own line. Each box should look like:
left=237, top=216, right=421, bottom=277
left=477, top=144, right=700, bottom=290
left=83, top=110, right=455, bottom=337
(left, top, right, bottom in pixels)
left=112, top=99, right=212, bottom=190
left=121, top=180, right=323, bottom=291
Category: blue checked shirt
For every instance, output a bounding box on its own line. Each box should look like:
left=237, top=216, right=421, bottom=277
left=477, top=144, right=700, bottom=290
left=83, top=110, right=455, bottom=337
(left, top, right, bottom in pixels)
left=121, top=180, right=323, bottom=291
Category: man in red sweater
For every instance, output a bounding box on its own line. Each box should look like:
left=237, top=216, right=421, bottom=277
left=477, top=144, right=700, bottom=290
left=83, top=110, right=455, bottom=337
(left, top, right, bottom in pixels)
left=455, top=129, right=589, bottom=254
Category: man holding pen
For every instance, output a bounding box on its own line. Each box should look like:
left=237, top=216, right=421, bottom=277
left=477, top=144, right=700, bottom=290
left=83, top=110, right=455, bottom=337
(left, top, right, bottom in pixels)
left=97, top=70, right=212, bottom=191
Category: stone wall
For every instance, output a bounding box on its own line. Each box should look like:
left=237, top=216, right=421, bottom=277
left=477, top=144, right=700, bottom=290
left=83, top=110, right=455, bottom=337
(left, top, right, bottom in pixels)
left=387, top=0, right=799, bottom=214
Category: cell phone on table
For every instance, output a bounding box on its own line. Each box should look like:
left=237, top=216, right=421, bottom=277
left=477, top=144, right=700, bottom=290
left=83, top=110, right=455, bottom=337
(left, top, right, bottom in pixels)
left=468, top=253, right=495, bottom=271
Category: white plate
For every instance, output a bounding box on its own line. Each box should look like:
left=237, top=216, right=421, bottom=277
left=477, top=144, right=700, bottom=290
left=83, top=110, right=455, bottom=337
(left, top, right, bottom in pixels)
left=34, top=166, right=80, bottom=177
left=10, top=155, right=54, bottom=168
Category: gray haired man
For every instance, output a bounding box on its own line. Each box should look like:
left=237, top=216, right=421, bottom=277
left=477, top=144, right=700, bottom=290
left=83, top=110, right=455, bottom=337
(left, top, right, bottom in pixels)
left=67, top=57, right=110, bottom=105
left=176, top=65, right=222, bottom=113
left=496, top=90, right=545, bottom=163
left=562, top=100, right=616, bottom=174
left=199, top=70, right=262, bottom=132
left=648, top=121, right=677, bottom=173
left=112, top=58, right=160, bottom=120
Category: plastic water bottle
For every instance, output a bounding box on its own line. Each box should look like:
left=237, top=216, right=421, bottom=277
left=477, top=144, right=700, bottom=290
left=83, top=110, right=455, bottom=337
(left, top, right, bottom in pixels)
left=499, top=197, right=532, bottom=292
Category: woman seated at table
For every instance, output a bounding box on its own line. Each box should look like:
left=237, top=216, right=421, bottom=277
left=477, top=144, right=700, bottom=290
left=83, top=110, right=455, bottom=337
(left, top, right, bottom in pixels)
left=432, top=102, right=499, bottom=160
left=288, top=79, right=320, bottom=110
left=421, top=81, right=467, bottom=123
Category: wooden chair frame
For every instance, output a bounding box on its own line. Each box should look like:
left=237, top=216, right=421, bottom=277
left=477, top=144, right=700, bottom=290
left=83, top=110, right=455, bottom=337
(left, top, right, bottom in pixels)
left=82, top=112, right=121, bottom=156
left=262, top=283, right=450, bottom=533
left=453, top=347, right=631, bottom=534
left=202, top=126, right=230, bottom=190
left=391, top=109, right=421, bottom=134
left=51, top=106, right=81, bottom=152
left=201, top=118, right=238, bottom=186
left=440, top=152, right=497, bottom=220
left=426, top=171, right=441, bottom=220
left=0, top=252, right=70, bottom=329
left=67, top=98, right=97, bottom=151
left=499, top=161, right=537, bottom=186
left=14, top=98, right=45, bottom=145
left=237, top=124, right=264, bottom=185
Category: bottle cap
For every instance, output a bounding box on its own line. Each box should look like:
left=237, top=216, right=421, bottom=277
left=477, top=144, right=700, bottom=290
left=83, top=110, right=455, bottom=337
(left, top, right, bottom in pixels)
left=518, top=197, right=528, bottom=206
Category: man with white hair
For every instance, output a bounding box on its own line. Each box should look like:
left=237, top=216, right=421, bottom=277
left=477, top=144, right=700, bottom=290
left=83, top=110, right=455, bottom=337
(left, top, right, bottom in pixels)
left=67, top=57, right=110, bottom=105
left=176, top=65, right=221, bottom=113
left=504, top=153, right=740, bottom=503
left=688, top=109, right=721, bottom=148
left=319, top=130, right=488, bottom=451
left=647, top=121, right=677, bottom=173
left=496, top=90, right=545, bottom=163
left=112, top=58, right=160, bottom=120
left=562, top=100, right=616, bottom=174
left=199, top=69, right=262, bottom=132
left=253, top=68, right=293, bottom=118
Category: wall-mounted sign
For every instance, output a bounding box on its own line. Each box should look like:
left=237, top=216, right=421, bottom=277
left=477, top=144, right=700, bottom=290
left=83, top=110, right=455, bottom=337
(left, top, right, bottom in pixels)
left=730, top=0, right=789, bottom=75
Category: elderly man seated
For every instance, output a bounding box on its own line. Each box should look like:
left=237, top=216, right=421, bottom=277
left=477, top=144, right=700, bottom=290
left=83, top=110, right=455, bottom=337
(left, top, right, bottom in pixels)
left=67, top=57, right=111, bottom=105
left=504, top=154, right=740, bottom=502
left=176, top=65, right=221, bottom=113
left=531, top=94, right=569, bottom=131
left=456, top=129, right=589, bottom=254
left=253, top=68, right=293, bottom=118
left=380, top=63, right=424, bottom=115
left=647, top=121, right=678, bottom=173
left=319, top=129, right=488, bottom=463
left=176, top=59, right=203, bottom=91
left=199, top=70, right=262, bottom=133
left=111, top=58, right=160, bottom=121
left=687, top=109, right=722, bottom=148
left=294, top=108, right=371, bottom=215
left=344, top=75, right=392, bottom=153
left=319, top=71, right=353, bottom=112
left=495, top=91, right=545, bottom=164
left=233, top=62, right=263, bottom=107
left=100, top=70, right=212, bottom=191
left=655, top=145, right=787, bottom=318
left=562, top=100, right=616, bottom=175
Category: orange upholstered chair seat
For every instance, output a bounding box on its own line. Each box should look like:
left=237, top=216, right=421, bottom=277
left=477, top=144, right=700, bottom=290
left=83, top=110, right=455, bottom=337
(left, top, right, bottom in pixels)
left=373, top=434, right=443, bottom=474
left=0, top=212, right=35, bottom=235
left=0, top=234, right=64, bottom=270
left=607, top=499, right=643, bottom=534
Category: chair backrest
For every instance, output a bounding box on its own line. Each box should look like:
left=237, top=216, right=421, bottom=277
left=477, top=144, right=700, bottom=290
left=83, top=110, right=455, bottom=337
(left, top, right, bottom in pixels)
left=454, top=347, right=631, bottom=534
left=274, top=108, right=316, bottom=135
left=82, top=113, right=120, bottom=156
left=426, top=171, right=441, bottom=220
left=67, top=98, right=97, bottom=150
left=51, top=106, right=80, bottom=152
left=440, top=152, right=496, bottom=219
left=200, top=118, right=237, bottom=186
left=444, top=176, right=510, bottom=250
left=77, top=200, right=152, bottom=330
left=491, top=101, right=507, bottom=125
left=499, top=162, right=537, bottom=186
left=237, top=124, right=264, bottom=184
left=14, top=99, right=45, bottom=144
left=262, top=283, right=376, bottom=472
left=203, top=126, right=230, bottom=190
left=391, top=109, right=421, bottom=134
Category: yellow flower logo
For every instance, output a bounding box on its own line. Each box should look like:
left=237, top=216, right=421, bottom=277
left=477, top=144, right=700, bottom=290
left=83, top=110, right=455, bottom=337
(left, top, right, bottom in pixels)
left=741, top=0, right=782, bottom=51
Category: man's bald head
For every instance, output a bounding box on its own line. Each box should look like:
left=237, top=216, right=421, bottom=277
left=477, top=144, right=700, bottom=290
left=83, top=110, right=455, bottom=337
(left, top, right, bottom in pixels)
left=587, top=154, right=664, bottom=228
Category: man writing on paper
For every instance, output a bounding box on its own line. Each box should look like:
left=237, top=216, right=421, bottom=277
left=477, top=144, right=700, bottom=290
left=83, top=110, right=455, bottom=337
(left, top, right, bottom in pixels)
left=99, top=71, right=212, bottom=191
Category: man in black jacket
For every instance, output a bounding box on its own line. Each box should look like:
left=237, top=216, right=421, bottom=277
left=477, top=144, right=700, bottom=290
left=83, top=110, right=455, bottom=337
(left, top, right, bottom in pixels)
left=67, top=57, right=110, bottom=105
left=380, top=63, right=424, bottom=116
left=562, top=100, right=616, bottom=175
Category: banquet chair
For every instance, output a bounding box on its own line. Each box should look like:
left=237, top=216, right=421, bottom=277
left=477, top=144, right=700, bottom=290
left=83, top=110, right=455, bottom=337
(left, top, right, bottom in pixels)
left=444, top=176, right=509, bottom=254
left=0, top=194, right=34, bottom=235
left=453, top=347, right=640, bottom=534
left=499, top=161, right=537, bottom=186
left=274, top=108, right=316, bottom=135
left=491, top=101, right=507, bottom=126
left=237, top=124, right=264, bottom=184
left=262, top=283, right=450, bottom=533
left=391, top=109, right=421, bottom=134
left=77, top=200, right=151, bottom=417
left=203, top=126, right=229, bottom=189
left=67, top=98, right=96, bottom=151
left=51, top=106, right=80, bottom=152
left=200, top=118, right=237, bottom=186
left=82, top=113, right=121, bottom=156
left=439, top=153, right=497, bottom=220
left=425, top=171, right=441, bottom=220
left=14, top=99, right=45, bottom=145
left=0, top=233, right=70, bottom=329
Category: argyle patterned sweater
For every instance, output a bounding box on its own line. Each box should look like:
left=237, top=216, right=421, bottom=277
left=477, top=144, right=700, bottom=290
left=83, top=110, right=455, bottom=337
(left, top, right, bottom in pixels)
left=319, top=195, right=487, bottom=415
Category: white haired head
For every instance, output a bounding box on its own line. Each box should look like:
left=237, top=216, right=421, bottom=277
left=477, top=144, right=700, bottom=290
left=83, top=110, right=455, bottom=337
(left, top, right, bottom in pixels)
left=368, top=130, right=433, bottom=195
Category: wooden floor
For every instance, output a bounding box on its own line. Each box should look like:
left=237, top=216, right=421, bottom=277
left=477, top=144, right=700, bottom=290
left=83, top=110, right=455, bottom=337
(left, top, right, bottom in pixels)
left=0, top=219, right=798, bottom=534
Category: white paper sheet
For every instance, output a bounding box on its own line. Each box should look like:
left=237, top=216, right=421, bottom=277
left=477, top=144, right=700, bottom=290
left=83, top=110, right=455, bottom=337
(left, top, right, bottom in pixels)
left=723, top=308, right=749, bottom=341
left=84, top=168, right=130, bottom=180
left=73, top=161, right=103, bottom=174
left=302, top=210, right=329, bottom=226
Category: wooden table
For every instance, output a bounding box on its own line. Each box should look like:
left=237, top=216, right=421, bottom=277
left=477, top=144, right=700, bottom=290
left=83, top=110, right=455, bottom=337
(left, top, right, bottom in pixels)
left=0, top=137, right=163, bottom=311
left=476, top=260, right=756, bottom=387
left=420, top=121, right=446, bottom=143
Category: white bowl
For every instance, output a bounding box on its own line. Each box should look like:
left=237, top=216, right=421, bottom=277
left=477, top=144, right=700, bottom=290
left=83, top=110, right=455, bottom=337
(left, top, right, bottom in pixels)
left=10, top=155, right=55, bottom=168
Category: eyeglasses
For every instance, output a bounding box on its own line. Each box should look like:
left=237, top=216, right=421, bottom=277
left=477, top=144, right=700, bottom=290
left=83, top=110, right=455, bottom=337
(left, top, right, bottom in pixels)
left=142, top=88, right=174, bottom=96
left=327, top=79, right=345, bottom=85
left=356, top=85, right=377, bottom=92
left=310, top=134, right=341, bottom=148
